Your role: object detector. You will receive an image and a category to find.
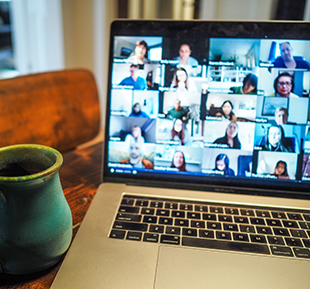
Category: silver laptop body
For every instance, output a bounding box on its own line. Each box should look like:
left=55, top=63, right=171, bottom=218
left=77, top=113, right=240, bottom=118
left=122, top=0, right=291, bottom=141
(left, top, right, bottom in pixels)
left=51, top=20, right=310, bottom=289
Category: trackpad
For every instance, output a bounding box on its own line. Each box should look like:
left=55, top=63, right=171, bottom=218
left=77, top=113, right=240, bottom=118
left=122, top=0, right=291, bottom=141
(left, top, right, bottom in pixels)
left=154, top=246, right=310, bottom=289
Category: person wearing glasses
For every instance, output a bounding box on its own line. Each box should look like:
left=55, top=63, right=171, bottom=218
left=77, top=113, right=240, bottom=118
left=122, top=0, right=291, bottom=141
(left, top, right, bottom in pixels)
left=269, top=72, right=299, bottom=98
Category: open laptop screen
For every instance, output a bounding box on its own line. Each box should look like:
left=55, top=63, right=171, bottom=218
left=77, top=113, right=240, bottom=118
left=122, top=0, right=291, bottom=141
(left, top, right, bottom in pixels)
left=104, top=20, right=310, bottom=197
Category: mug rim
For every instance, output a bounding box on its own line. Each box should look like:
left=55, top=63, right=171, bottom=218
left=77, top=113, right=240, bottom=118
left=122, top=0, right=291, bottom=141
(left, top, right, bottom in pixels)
left=0, top=144, right=63, bottom=182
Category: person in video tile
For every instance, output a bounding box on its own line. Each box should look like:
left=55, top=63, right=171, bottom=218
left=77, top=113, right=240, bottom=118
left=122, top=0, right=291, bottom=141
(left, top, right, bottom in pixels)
left=273, top=42, right=310, bottom=69
left=215, top=100, right=237, bottom=122
left=261, top=125, right=293, bottom=152
left=126, top=40, right=151, bottom=65
left=124, top=125, right=145, bottom=145
left=171, top=119, right=191, bottom=146
left=230, top=73, right=258, bottom=95
left=129, top=102, right=150, bottom=118
left=119, top=64, right=147, bottom=90
left=120, top=142, right=153, bottom=169
left=171, top=150, right=187, bottom=172
left=174, top=44, right=199, bottom=66
left=213, top=154, right=235, bottom=176
left=171, top=67, right=197, bottom=93
left=213, top=122, right=241, bottom=149
left=274, top=107, right=288, bottom=125
left=269, top=72, right=298, bottom=98
left=271, top=160, right=289, bottom=179
left=166, top=99, right=188, bottom=121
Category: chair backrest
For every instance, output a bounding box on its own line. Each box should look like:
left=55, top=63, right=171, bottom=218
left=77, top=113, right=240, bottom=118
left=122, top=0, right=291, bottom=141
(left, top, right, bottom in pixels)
left=0, top=69, right=101, bottom=152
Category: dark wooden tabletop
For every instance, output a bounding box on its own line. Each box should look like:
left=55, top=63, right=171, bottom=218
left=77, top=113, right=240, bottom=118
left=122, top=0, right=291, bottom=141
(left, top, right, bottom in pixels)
left=0, top=141, right=103, bottom=288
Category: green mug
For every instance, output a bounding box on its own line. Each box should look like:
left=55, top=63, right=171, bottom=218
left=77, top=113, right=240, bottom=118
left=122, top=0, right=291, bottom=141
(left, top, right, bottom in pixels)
left=0, top=144, right=72, bottom=274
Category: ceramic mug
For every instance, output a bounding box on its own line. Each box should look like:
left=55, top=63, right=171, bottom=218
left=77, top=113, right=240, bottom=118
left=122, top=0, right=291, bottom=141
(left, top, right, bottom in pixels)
left=0, top=144, right=72, bottom=274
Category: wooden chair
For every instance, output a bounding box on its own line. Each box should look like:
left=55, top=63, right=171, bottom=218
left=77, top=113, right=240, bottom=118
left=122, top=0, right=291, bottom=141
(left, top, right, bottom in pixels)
left=0, top=69, right=101, bottom=152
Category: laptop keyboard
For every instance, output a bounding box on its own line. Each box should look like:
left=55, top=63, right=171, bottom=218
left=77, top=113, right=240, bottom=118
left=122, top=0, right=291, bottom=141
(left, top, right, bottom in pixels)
left=109, top=195, right=310, bottom=259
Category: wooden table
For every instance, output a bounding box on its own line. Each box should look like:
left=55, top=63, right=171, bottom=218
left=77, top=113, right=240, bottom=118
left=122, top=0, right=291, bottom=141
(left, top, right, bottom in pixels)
left=0, top=141, right=103, bottom=288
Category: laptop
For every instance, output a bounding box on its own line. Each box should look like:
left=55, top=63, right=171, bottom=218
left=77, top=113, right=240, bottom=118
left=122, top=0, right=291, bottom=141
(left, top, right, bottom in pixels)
left=51, top=20, right=310, bottom=289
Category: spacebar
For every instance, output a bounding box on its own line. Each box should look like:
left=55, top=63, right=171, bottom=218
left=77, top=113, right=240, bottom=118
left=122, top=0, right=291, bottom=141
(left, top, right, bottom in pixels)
left=182, top=237, right=270, bottom=255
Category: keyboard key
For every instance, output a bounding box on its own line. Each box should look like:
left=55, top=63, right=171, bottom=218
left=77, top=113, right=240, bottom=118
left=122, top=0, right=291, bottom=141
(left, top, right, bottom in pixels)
left=156, top=209, right=170, bottom=216
left=207, top=221, right=221, bottom=230
left=273, top=228, right=290, bottom=237
left=159, top=217, right=173, bottom=225
left=225, top=208, right=239, bottom=215
left=160, top=235, right=180, bottom=245
left=299, top=222, right=310, bottom=229
left=119, top=206, right=140, bottom=213
left=270, top=246, right=293, bottom=257
left=256, top=210, right=271, bottom=218
left=126, top=231, right=142, bottom=241
left=293, top=248, right=310, bottom=259
left=165, top=202, right=178, bottom=209
left=121, top=198, right=134, bottom=205
left=240, top=225, right=255, bottom=233
left=150, top=201, right=163, bottom=208
left=191, top=220, right=205, bottom=228
left=282, top=220, right=298, bottom=228
left=267, top=236, right=285, bottom=245
left=175, top=219, right=189, bottom=227
left=172, top=210, right=185, bottom=218
left=210, top=206, right=223, bottom=214
left=166, top=226, right=181, bottom=235
left=219, top=215, right=233, bottom=222
left=234, top=216, right=249, bottom=224
left=233, top=233, right=249, bottom=242
left=141, top=208, right=155, bottom=215
left=113, top=221, right=148, bottom=232
left=223, top=223, right=238, bottom=231
left=303, top=214, right=310, bottom=221
left=182, top=237, right=270, bottom=255
left=187, top=212, right=201, bottom=219
left=149, top=225, right=164, bottom=233
left=266, top=219, right=282, bottom=227
left=290, top=229, right=307, bottom=238
left=256, top=226, right=272, bottom=235
left=142, top=215, right=157, bottom=224
left=303, top=239, right=310, bottom=248
left=271, top=212, right=287, bottom=219
left=135, top=200, right=149, bottom=207
left=240, top=209, right=255, bottom=216
left=203, top=213, right=217, bottom=221
left=250, top=234, right=267, bottom=244
left=216, top=231, right=232, bottom=240
left=109, top=229, right=126, bottom=239
left=285, top=237, right=303, bottom=247
left=180, top=204, right=193, bottom=211
left=199, top=229, right=215, bottom=238
left=287, top=213, right=302, bottom=220
left=195, top=205, right=208, bottom=212
left=143, top=233, right=159, bottom=243
left=250, top=217, right=265, bottom=225
left=183, top=228, right=198, bottom=237
left=116, top=213, right=141, bottom=222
